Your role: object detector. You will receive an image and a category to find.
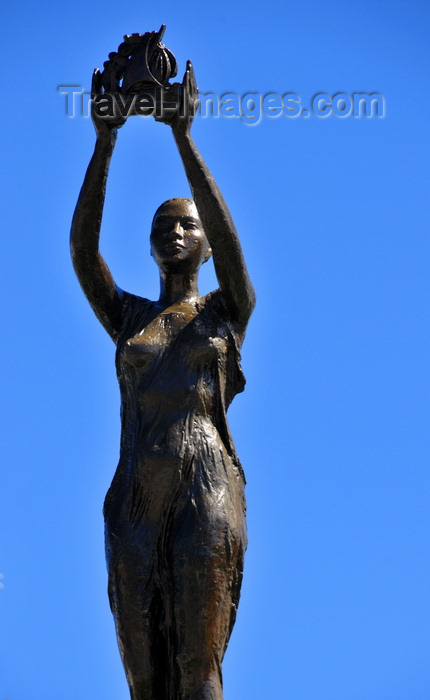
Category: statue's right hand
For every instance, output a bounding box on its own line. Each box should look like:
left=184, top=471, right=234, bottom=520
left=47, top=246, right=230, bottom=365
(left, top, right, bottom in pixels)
left=91, top=69, right=125, bottom=138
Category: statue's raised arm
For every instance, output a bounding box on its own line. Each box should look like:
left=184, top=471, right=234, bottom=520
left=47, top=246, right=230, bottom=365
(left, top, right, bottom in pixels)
left=70, top=70, right=126, bottom=342
left=170, top=61, right=256, bottom=337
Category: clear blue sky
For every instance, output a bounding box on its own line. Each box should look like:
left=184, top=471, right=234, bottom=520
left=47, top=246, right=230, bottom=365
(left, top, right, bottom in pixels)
left=1, top=1, right=430, bottom=698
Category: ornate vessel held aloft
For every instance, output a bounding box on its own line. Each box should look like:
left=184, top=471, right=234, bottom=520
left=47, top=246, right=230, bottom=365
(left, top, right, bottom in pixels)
left=99, top=25, right=182, bottom=118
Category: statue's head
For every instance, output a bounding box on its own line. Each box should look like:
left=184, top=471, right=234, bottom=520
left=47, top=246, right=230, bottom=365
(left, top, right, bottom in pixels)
left=150, top=198, right=212, bottom=273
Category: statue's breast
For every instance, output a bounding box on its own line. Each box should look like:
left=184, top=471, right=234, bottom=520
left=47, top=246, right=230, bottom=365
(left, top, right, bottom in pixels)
left=120, top=305, right=228, bottom=374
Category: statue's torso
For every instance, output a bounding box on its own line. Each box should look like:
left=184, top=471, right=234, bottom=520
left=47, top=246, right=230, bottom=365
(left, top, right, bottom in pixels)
left=103, top=291, right=246, bottom=523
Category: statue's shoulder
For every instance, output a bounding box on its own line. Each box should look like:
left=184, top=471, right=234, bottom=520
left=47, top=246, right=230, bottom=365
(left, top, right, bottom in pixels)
left=118, top=292, right=156, bottom=341
left=200, top=289, right=226, bottom=315
left=201, top=290, right=245, bottom=340
left=122, top=290, right=153, bottom=310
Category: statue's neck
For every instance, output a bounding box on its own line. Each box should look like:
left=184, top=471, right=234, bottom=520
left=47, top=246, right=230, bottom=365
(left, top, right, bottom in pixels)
left=158, top=271, right=200, bottom=306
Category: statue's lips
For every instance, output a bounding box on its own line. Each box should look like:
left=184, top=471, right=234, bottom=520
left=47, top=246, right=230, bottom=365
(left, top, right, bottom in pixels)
left=162, top=242, right=186, bottom=252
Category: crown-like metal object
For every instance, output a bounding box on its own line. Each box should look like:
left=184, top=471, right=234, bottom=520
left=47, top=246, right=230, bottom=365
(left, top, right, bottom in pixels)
left=99, top=25, right=183, bottom=119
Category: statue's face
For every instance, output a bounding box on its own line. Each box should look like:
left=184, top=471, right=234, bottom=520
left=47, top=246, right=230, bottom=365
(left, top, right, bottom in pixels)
left=150, top=200, right=211, bottom=273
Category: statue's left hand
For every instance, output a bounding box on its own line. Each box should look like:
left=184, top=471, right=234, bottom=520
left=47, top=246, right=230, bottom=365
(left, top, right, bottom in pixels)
left=171, top=61, right=198, bottom=136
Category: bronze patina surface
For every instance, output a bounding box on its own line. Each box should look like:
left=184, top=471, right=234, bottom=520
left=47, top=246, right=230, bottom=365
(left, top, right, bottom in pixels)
left=70, top=29, right=255, bottom=700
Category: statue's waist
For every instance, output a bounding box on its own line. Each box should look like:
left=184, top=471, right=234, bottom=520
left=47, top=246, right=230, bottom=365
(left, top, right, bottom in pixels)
left=122, top=412, right=222, bottom=454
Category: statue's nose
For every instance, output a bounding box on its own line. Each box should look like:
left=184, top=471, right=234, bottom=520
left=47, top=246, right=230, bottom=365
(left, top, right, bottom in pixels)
left=171, top=221, right=184, bottom=238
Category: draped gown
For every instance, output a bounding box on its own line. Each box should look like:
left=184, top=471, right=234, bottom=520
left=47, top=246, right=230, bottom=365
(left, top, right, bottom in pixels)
left=103, top=289, right=248, bottom=700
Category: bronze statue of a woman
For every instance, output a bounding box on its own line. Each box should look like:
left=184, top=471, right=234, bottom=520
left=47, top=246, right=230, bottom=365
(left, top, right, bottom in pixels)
left=71, top=48, right=255, bottom=700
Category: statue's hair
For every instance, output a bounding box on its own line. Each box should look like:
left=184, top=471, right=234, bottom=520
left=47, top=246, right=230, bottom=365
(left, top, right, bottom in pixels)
left=151, top=198, right=197, bottom=229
